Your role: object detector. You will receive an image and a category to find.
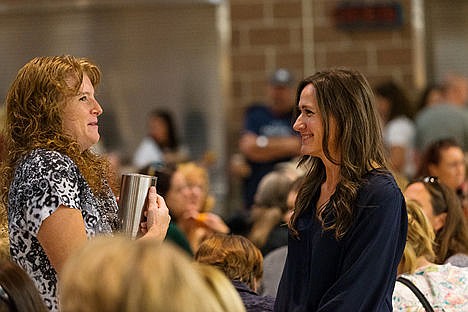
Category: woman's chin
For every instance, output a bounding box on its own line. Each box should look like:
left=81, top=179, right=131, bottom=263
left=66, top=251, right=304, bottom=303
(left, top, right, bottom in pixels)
left=301, top=147, right=319, bottom=157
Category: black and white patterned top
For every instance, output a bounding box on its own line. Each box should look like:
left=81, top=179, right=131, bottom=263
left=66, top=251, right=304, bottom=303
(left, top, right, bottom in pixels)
left=8, top=149, right=119, bottom=311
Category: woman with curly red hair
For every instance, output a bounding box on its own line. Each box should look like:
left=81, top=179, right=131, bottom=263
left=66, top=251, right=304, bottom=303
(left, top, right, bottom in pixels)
left=1, top=55, right=170, bottom=311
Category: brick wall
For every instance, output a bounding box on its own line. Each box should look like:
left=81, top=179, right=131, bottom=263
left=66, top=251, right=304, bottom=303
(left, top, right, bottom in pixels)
left=229, top=0, right=304, bottom=138
left=229, top=0, right=416, bottom=148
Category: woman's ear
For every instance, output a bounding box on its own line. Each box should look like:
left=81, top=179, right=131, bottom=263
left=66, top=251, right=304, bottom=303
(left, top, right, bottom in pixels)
left=433, top=212, right=447, bottom=231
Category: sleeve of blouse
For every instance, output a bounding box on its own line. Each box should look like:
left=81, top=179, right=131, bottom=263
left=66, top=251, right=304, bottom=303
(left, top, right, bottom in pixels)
left=23, top=150, right=82, bottom=236
left=318, top=175, right=408, bottom=311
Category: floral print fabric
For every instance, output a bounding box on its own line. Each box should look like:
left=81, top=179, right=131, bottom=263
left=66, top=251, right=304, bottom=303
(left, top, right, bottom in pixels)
left=392, top=263, right=468, bottom=311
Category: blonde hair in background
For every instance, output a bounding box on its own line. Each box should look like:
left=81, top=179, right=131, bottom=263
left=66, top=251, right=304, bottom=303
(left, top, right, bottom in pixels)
left=178, top=162, right=215, bottom=212
left=60, top=236, right=227, bottom=312
left=398, top=200, right=436, bottom=274
left=194, top=263, right=246, bottom=312
left=249, top=170, right=296, bottom=248
left=195, top=233, right=263, bottom=291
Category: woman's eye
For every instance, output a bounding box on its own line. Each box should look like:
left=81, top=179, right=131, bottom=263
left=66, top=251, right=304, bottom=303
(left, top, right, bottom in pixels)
left=79, top=96, right=87, bottom=101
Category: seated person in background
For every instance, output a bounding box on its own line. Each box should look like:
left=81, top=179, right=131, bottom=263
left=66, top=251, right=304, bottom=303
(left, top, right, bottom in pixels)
left=392, top=200, right=468, bottom=311
left=260, top=175, right=304, bottom=297
left=178, top=162, right=229, bottom=248
left=177, top=162, right=215, bottom=212
left=415, top=83, right=443, bottom=111
left=417, top=138, right=466, bottom=198
left=140, top=163, right=192, bottom=254
left=60, top=236, right=234, bottom=312
left=404, top=177, right=468, bottom=266
left=417, top=138, right=468, bottom=218
left=194, top=263, right=246, bottom=312
left=133, top=109, right=189, bottom=169
left=248, top=169, right=297, bottom=255
left=195, top=233, right=275, bottom=312
left=141, top=163, right=228, bottom=255
left=177, top=161, right=216, bottom=214
left=238, top=68, right=301, bottom=211
left=374, top=80, right=416, bottom=182
left=0, top=259, right=47, bottom=312
left=414, top=73, right=468, bottom=153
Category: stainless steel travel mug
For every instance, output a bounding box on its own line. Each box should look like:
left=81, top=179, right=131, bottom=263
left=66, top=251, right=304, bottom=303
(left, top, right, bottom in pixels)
left=118, top=173, right=158, bottom=239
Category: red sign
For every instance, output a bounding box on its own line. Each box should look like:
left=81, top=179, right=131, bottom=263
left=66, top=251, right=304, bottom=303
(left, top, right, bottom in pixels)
left=334, top=2, right=403, bottom=30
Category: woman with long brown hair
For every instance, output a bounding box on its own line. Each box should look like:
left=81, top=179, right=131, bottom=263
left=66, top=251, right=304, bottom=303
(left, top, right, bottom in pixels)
left=274, top=68, right=407, bottom=311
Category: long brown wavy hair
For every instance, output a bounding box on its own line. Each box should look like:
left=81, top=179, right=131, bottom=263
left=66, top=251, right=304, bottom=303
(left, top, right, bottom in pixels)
left=289, top=68, right=389, bottom=239
left=1, top=55, right=115, bottom=205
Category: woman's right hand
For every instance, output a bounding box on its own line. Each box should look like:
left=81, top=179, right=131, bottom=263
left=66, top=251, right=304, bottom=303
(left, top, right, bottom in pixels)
left=140, top=186, right=171, bottom=242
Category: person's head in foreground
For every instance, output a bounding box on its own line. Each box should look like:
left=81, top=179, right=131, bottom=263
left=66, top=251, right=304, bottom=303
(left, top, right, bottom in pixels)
left=60, top=236, right=233, bottom=312
left=194, top=263, right=246, bottom=312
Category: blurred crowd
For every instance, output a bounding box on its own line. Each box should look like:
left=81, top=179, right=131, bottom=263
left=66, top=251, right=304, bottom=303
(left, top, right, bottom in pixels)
left=0, top=59, right=467, bottom=312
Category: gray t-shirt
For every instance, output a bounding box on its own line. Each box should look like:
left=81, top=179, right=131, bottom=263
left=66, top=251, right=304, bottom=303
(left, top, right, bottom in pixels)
left=415, top=103, right=468, bottom=151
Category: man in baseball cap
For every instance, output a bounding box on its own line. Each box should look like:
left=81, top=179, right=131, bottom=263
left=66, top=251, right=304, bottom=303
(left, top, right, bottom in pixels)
left=235, top=68, right=300, bottom=212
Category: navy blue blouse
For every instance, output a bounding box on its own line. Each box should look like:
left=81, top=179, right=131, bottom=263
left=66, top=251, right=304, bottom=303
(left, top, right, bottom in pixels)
left=274, top=170, right=407, bottom=312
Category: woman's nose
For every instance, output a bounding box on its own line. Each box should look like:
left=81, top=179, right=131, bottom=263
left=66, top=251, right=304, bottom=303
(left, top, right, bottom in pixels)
left=293, top=116, right=304, bottom=131
left=93, top=100, right=103, bottom=116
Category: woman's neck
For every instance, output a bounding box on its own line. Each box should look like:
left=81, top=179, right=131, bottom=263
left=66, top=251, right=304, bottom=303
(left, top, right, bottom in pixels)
left=317, top=159, right=340, bottom=207
left=415, top=256, right=434, bottom=270
left=323, top=159, right=341, bottom=190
